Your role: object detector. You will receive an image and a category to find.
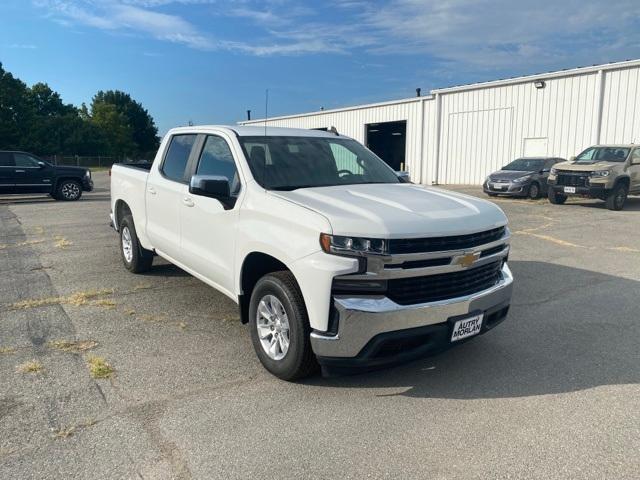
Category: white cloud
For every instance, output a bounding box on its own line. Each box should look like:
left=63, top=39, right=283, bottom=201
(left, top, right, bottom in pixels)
left=33, top=0, right=640, bottom=68
left=34, top=0, right=215, bottom=49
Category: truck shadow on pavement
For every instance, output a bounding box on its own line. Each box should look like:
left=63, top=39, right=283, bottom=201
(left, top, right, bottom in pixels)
left=307, top=260, right=640, bottom=399
left=564, top=196, right=640, bottom=211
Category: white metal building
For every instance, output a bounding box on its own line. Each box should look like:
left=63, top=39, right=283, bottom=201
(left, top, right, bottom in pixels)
left=239, top=59, right=640, bottom=185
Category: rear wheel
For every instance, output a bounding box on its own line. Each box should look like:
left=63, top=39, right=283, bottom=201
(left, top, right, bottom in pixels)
left=249, top=271, right=317, bottom=381
left=548, top=188, right=567, bottom=205
left=528, top=182, right=540, bottom=199
left=55, top=179, right=82, bottom=201
left=605, top=183, right=628, bottom=211
left=119, top=214, right=153, bottom=273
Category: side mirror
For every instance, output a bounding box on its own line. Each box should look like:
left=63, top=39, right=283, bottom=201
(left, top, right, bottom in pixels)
left=396, top=171, right=411, bottom=183
left=37, top=161, right=46, bottom=168
left=189, top=175, right=230, bottom=201
left=569, top=156, right=576, bottom=163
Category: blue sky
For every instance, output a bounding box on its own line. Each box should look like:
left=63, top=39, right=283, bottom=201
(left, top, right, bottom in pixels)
left=1, top=0, right=639, bottom=134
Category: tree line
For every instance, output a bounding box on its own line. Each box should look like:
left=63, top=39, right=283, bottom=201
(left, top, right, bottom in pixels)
left=0, top=63, right=159, bottom=159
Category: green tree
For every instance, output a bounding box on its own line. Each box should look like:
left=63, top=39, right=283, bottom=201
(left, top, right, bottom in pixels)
left=0, top=62, right=33, bottom=150
left=90, top=102, right=135, bottom=156
left=92, top=90, right=159, bottom=156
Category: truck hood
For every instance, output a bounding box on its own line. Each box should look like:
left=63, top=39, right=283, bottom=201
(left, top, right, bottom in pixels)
left=271, top=183, right=507, bottom=238
left=554, top=161, right=619, bottom=172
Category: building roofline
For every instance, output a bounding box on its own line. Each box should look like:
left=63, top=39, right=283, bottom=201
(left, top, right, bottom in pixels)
left=240, top=58, right=640, bottom=125
left=239, top=95, right=432, bottom=125
left=432, top=58, right=640, bottom=94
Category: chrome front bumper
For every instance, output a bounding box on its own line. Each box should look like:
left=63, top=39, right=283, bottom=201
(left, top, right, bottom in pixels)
left=310, top=263, right=513, bottom=359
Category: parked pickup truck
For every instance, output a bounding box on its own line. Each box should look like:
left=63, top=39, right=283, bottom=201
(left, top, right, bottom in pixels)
left=0, top=150, right=93, bottom=200
left=547, top=144, right=640, bottom=210
left=110, top=126, right=513, bottom=380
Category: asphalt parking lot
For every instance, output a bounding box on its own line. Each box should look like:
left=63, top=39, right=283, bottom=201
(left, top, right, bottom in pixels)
left=1, top=172, right=639, bottom=479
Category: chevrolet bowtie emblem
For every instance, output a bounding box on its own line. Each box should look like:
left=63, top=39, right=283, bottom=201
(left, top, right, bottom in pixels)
left=456, top=252, right=481, bottom=268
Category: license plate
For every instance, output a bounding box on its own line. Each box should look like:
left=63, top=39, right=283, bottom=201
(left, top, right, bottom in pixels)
left=492, top=183, right=506, bottom=190
left=564, top=186, right=576, bottom=193
left=451, top=313, right=484, bottom=342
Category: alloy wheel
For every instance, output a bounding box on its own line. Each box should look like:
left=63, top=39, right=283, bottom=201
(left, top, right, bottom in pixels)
left=256, top=294, right=290, bottom=361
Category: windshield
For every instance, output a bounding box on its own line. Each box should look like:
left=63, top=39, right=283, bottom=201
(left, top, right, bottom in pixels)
left=575, top=147, right=630, bottom=163
left=238, top=136, right=400, bottom=190
left=501, top=158, right=546, bottom=171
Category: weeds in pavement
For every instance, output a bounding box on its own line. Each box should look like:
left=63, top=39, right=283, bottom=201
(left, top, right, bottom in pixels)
left=54, top=236, right=72, bottom=248
left=87, top=356, right=114, bottom=379
left=10, top=289, right=114, bottom=310
left=47, top=340, right=98, bottom=353
left=0, top=346, right=17, bottom=355
left=17, top=360, right=43, bottom=374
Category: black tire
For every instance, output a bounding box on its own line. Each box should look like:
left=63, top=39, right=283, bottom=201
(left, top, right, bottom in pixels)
left=605, top=183, right=628, bottom=211
left=249, top=271, right=318, bottom=381
left=55, top=179, right=82, bottom=201
left=548, top=189, right=567, bottom=205
left=528, top=182, right=540, bottom=199
left=119, top=214, right=153, bottom=273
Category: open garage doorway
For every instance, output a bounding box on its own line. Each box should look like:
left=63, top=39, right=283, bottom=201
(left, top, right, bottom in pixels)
left=366, top=120, right=407, bottom=170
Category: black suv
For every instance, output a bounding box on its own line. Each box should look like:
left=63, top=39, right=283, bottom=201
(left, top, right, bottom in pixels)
left=0, top=151, right=93, bottom=201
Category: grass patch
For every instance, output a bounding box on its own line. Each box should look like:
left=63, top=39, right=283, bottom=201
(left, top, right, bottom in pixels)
left=133, top=283, right=152, bottom=291
left=10, top=289, right=114, bottom=310
left=0, top=346, right=17, bottom=355
left=91, top=299, right=116, bottom=309
left=48, top=340, right=98, bottom=353
left=87, top=356, right=114, bottom=379
left=54, top=426, right=75, bottom=439
left=17, top=360, right=43, bottom=374
left=0, top=239, right=45, bottom=250
left=54, top=236, right=73, bottom=249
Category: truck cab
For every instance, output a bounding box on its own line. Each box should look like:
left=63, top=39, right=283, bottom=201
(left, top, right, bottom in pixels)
left=0, top=151, right=93, bottom=200
left=110, top=126, right=513, bottom=380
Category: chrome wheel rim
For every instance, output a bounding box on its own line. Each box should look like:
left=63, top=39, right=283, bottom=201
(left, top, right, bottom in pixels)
left=616, top=189, right=626, bottom=208
left=61, top=182, right=80, bottom=199
left=256, top=295, right=290, bottom=361
left=530, top=185, right=538, bottom=198
left=122, top=226, right=133, bottom=263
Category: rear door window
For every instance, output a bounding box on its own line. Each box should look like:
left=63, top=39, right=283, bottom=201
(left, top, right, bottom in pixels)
left=161, top=134, right=197, bottom=182
left=0, top=152, right=14, bottom=167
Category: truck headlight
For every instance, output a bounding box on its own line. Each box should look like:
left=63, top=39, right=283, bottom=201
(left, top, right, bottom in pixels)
left=320, top=233, right=388, bottom=257
left=591, top=170, right=610, bottom=177
left=550, top=167, right=558, bottom=175
left=85, top=170, right=91, bottom=178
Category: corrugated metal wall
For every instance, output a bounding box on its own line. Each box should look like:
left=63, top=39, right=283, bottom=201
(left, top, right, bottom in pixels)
left=242, top=61, right=640, bottom=185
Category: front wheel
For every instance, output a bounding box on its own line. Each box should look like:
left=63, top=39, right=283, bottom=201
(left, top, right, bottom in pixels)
left=55, top=180, right=82, bottom=201
left=605, top=183, right=628, bottom=211
left=249, top=271, right=317, bottom=381
left=548, top=189, right=567, bottom=205
left=528, top=182, right=540, bottom=199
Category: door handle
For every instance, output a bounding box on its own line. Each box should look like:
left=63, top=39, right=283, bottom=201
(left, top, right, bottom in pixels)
left=147, top=186, right=157, bottom=195
left=182, top=197, right=195, bottom=207
left=15, top=169, right=25, bottom=173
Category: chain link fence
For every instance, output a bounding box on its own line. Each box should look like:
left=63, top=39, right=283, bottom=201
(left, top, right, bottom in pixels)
left=41, top=155, right=139, bottom=168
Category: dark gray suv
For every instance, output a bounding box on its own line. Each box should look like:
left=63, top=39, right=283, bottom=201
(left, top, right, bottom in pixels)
left=483, top=157, right=564, bottom=199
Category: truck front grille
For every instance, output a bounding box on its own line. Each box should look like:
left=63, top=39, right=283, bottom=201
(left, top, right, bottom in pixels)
left=556, top=171, right=588, bottom=187
left=389, top=227, right=505, bottom=254
left=387, top=260, right=503, bottom=305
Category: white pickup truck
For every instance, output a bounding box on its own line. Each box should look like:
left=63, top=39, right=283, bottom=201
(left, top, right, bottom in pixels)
left=110, top=126, right=513, bottom=380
